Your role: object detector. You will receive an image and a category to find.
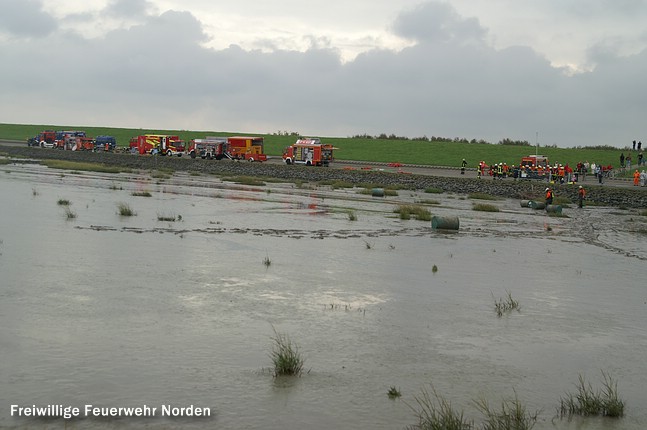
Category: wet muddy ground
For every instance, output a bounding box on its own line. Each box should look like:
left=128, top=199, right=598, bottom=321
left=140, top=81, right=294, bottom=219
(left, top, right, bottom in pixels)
left=1, top=162, right=646, bottom=429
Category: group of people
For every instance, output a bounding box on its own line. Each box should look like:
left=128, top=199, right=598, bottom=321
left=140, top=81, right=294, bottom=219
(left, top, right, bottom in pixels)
left=545, top=185, right=587, bottom=209
left=470, top=152, right=645, bottom=186
left=475, top=161, right=578, bottom=183
left=620, top=151, right=645, bottom=169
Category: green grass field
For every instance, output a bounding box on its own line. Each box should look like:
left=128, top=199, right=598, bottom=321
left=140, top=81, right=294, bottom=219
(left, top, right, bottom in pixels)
left=1, top=122, right=641, bottom=174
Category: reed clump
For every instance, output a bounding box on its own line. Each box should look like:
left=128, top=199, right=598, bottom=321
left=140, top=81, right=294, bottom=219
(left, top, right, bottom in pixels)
left=473, top=203, right=500, bottom=212
left=394, top=205, right=432, bottom=221
left=388, top=386, right=402, bottom=399
left=559, top=372, right=624, bottom=418
left=406, top=385, right=472, bottom=430
left=157, top=214, right=176, bottom=222
left=117, top=202, right=136, bottom=216
left=269, top=328, right=304, bottom=377
left=132, top=191, right=152, bottom=197
left=474, top=393, right=539, bottom=430
left=493, top=291, right=520, bottom=317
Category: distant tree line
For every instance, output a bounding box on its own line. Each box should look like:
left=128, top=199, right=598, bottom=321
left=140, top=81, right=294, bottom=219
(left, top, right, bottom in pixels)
left=273, top=130, right=301, bottom=136
left=275, top=131, right=626, bottom=150
left=572, top=144, right=618, bottom=150
left=351, top=133, right=530, bottom=146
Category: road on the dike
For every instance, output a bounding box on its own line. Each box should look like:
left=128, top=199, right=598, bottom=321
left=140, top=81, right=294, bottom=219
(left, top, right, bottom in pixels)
left=0, top=139, right=636, bottom=188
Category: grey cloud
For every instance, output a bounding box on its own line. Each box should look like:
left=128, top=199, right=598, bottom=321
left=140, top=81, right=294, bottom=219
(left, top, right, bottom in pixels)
left=0, top=0, right=57, bottom=37
left=105, top=0, right=154, bottom=19
left=0, top=1, right=645, bottom=147
left=392, top=2, right=487, bottom=44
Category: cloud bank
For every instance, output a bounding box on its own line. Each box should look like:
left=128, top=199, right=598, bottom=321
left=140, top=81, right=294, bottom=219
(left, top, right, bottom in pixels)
left=1, top=0, right=646, bottom=147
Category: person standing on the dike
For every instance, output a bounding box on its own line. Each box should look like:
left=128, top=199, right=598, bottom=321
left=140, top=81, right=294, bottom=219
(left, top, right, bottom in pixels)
left=577, top=185, right=586, bottom=208
left=634, top=169, right=641, bottom=186
left=545, top=187, right=554, bottom=206
left=461, top=158, right=467, bottom=174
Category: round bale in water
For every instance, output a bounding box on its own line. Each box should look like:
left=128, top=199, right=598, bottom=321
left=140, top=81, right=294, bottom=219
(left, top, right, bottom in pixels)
left=520, top=199, right=531, bottom=207
left=431, top=215, right=460, bottom=231
left=529, top=201, right=546, bottom=210
left=545, top=204, right=562, bottom=214
left=371, top=188, right=385, bottom=197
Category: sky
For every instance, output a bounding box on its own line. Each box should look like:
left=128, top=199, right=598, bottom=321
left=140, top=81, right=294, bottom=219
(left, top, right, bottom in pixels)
left=1, top=0, right=647, bottom=148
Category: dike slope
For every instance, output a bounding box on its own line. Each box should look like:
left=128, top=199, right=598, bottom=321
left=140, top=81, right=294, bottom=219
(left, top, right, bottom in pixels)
left=2, top=144, right=647, bottom=208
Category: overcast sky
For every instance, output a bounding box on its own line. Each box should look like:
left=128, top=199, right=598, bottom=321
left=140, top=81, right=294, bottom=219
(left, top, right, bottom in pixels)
left=1, top=0, right=647, bottom=147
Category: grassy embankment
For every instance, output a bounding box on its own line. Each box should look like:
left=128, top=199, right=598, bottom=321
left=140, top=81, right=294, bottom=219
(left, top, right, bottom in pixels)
left=0, top=123, right=639, bottom=176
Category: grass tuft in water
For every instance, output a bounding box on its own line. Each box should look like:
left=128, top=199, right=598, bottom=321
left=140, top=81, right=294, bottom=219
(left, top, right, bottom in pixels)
left=132, top=191, right=152, bottom=197
left=388, top=386, right=402, bottom=399
left=474, top=392, right=539, bottom=430
left=406, top=385, right=472, bottom=430
left=117, top=202, right=136, bottom=216
left=157, top=214, right=176, bottom=222
left=57, top=199, right=71, bottom=206
left=394, top=205, right=432, bottom=221
left=493, top=291, right=520, bottom=317
left=559, top=372, right=624, bottom=418
left=64, top=207, right=77, bottom=219
left=263, top=254, right=271, bottom=267
left=348, top=210, right=357, bottom=221
left=473, top=203, right=500, bottom=212
left=269, top=327, right=304, bottom=377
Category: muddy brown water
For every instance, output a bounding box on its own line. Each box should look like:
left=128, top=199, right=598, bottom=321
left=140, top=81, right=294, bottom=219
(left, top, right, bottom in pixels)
left=1, top=163, right=646, bottom=429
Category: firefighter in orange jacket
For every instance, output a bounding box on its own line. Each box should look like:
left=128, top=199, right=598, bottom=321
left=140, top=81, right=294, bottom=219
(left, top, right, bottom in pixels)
left=545, top=187, right=554, bottom=205
left=634, top=169, right=640, bottom=186
left=577, top=185, right=586, bottom=208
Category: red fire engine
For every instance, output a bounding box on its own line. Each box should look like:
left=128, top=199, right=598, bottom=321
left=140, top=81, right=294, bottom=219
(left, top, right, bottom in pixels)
left=188, top=137, right=227, bottom=159
left=283, top=138, right=334, bottom=166
left=131, top=135, right=185, bottom=156
left=226, top=136, right=267, bottom=162
left=521, top=155, right=549, bottom=168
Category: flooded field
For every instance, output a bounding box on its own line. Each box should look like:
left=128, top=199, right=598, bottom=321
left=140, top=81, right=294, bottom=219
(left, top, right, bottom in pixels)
left=1, top=162, right=646, bottom=429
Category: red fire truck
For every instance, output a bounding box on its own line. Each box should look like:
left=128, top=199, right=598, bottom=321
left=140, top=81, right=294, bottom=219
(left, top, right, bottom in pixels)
left=226, top=136, right=267, bottom=162
left=188, top=137, right=227, bottom=159
left=283, top=138, right=334, bottom=166
left=58, top=135, right=95, bottom=150
left=131, top=134, right=185, bottom=156
left=27, top=130, right=56, bottom=147
left=521, top=155, right=549, bottom=168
